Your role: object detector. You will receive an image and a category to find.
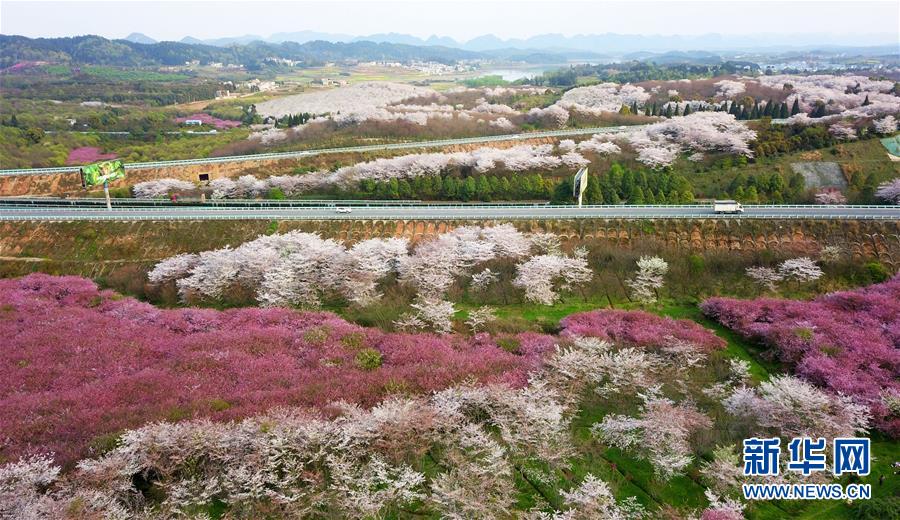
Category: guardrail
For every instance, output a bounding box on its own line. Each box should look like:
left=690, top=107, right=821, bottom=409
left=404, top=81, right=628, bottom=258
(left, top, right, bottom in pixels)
left=0, top=199, right=900, bottom=212
left=0, top=126, right=638, bottom=177
left=0, top=201, right=895, bottom=210
left=0, top=198, right=434, bottom=208
left=0, top=205, right=896, bottom=221
left=0, top=213, right=896, bottom=222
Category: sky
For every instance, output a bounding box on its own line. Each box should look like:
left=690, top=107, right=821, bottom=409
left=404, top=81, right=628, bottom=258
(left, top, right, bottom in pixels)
left=2, top=0, right=899, bottom=43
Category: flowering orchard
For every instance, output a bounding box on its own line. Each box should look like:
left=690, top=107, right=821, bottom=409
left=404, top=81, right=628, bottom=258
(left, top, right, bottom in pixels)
left=702, top=275, right=900, bottom=436
left=133, top=144, right=585, bottom=199
left=3, top=271, right=891, bottom=517
left=173, top=113, right=241, bottom=129
left=64, top=146, right=117, bottom=165
left=0, top=273, right=553, bottom=465
left=1, top=285, right=743, bottom=518
left=574, top=112, right=757, bottom=169
left=149, top=225, right=599, bottom=327
left=252, top=81, right=558, bottom=135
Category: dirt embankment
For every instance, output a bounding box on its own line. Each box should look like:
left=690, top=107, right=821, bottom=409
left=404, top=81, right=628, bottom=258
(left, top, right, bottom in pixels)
left=0, top=137, right=557, bottom=197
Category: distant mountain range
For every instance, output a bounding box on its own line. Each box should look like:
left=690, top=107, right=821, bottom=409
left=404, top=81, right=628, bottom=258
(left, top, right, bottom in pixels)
left=0, top=34, right=483, bottom=69
left=1, top=32, right=895, bottom=72
left=121, top=30, right=899, bottom=54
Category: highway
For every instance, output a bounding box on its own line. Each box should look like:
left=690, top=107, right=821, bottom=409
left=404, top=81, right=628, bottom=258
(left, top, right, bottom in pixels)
left=0, top=126, right=639, bottom=177
left=0, top=203, right=897, bottom=221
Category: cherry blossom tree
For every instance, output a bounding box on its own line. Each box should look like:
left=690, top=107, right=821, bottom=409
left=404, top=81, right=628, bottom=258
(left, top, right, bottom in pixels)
left=132, top=178, right=196, bottom=198
left=400, top=224, right=530, bottom=300
left=745, top=266, right=782, bottom=291
left=700, top=445, right=747, bottom=496
left=256, top=81, right=438, bottom=119
left=576, top=138, right=622, bottom=156
left=340, top=237, right=410, bottom=306
left=557, top=139, right=576, bottom=152
left=209, top=177, right=238, bottom=199
left=561, top=151, right=590, bottom=167
left=558, top=83, right=650, bottom=114
left=757, top=74, right=898, bottom=118
left=526, top=104, right=570, bottom=128
left=592, top=394, right=712, bottom=480
left=256, top=234, right=349, bottom=307
left=813, top=188, right=847, bottom=205
left=541, top=474, right=647, bottom=519
left=472, top=101, right=518, bottom=115
left=513, top=254, right=592, bottom=305
left=249, top=127, right=289, bottom=145
left=528, top=232, right=562, bottom=254
left=873, top=115, right=898, bottom=134
left=818, top=245, right=843, bottom=263
left=777, top=257, right=823, bottom=283
left=395, top=298, right=456, bottom=333
left=875, top=178, right=900, bottom=204
left=616, top=112, right=756, bottom=169
left=627, top=256, right=669, bottom=304
left=147, top=253, right=200, bottom=284
left=470, top=268, right=499, bottom=291
left=714, top=79, right=747, bottom=98
left=635, top=144, right=680, bottom=169
left=828, top=122, right=857, bottom=141
left=722, top=375, right=870, bottom=439
left=0, top=455, right=61, bottom=519
left=466, top=306, right=496, bottom=333
left=700, top=489, right=745, bottom=520
left=489, top=117, right=516, bottom=130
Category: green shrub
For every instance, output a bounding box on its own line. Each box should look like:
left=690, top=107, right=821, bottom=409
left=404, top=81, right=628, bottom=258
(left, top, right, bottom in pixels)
left=383, top=378, right=410, bottom=395
left=793, top=327, right=814, bottom=341
left=819, top=344, right=842, bottom=357
left=496, top=337, right=521, bottom=354
left=208, top=398, right=231, bottom=412
left=267, top=187, right=285, bottom=200
left=864, top=261, right=890, bottom=283
left=688, top=254, right=705, bottom=275
left=303, top=326, right=330, bottom=345
left=340, top=332, right=366, bottom=350
left=853, top=497, right=900, bottom=520
left=354, top=348, right=383, bottom=370
left=87, top=431, right=122, bottom=457
left=265, top=220, right=279, bottom=235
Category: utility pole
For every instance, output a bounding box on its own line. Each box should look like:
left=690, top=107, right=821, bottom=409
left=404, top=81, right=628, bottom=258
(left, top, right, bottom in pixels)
left=103, top=181, right=112, bottom=210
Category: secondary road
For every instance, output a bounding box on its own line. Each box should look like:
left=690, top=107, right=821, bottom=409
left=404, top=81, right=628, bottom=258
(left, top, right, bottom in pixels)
left=0, top=126, right=640, bottom=177
left=0, top=203, right=897, bottom=221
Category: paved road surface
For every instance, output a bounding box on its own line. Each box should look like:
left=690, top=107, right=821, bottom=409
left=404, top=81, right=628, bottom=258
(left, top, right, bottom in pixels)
left=1, top=204, right=897, bottom=221
left=0, top=126, right=639, bottom=177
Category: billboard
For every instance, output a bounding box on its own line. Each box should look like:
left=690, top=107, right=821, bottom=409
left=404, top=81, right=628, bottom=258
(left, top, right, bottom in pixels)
left=573, top=167, right=588, bottom=204
left=80, top=160, right=125, bottom=188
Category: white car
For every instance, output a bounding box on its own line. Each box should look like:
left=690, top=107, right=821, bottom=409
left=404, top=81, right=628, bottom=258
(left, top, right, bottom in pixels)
left=335, top=207, right=352, bottom=214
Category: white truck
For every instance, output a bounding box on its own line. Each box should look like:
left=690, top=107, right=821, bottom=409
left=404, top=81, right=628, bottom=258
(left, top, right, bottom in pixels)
left=713, top=200, right=744, bottom=214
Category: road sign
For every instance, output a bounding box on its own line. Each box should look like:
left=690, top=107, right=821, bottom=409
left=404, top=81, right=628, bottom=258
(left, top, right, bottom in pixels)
left=79, top=160, right=125, bottom=188
left=573, top=167, right=588, bottom=207
left=79, top=160, right=125, bottom=210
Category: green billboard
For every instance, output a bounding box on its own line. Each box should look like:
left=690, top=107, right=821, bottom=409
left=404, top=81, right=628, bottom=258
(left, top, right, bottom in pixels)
left=80, top=159, right=125, bottom=188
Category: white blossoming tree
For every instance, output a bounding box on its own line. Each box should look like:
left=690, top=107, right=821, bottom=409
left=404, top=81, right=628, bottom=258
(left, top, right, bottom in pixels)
left=745, top=266, right=783, bottom=292
left=777, top=257, right=823, bottom=284
left=513, top=254, right=592, bottom=305
left=627, top=256, right=669, bottom=304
